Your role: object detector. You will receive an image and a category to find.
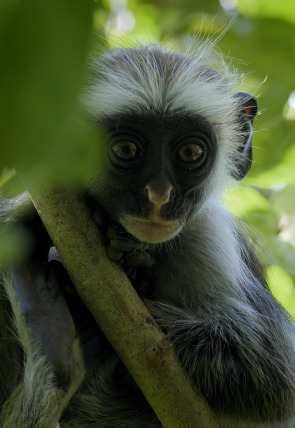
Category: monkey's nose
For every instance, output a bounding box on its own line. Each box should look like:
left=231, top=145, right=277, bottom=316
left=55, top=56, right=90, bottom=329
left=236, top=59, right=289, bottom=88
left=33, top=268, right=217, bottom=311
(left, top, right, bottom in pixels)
left=145, top=184, right=172, bottom=208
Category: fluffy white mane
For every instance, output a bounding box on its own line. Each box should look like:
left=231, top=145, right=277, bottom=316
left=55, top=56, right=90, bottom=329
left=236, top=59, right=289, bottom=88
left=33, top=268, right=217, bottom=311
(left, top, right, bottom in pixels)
left=83, top=40, right=249, bottom=196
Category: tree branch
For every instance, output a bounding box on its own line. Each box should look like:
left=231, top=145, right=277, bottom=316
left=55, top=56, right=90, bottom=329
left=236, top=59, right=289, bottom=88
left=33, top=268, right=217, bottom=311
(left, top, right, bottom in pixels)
left=26, top=183, right=220, bottom=428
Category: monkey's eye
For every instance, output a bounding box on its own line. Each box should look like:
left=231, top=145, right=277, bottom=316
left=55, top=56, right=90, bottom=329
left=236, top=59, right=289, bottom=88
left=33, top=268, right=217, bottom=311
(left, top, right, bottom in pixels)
left=178, top=143, right=204, bottom=162
left=112, top=142, right=138, bottom=160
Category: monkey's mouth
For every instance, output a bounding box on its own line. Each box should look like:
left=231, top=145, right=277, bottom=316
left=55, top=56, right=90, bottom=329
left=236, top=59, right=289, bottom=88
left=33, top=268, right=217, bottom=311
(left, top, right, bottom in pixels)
left=120, top=215, right=182, bottom=244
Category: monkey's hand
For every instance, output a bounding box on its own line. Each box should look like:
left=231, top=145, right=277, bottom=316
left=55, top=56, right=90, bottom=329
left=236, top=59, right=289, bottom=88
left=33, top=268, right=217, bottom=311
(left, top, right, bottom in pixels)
left=106, top=224, right=153, bottom=266
left=91, top=203, right=154, bottom=296
left=89, top=198, right=153, bottom=268
left=106, top=225, right=155, bottom=297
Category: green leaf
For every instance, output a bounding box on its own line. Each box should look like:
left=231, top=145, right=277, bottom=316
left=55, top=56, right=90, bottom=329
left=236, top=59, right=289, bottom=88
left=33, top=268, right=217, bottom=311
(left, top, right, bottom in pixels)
left=0, top=0, right=101, bottom=183
left=267, top=265, right=295, bottom=317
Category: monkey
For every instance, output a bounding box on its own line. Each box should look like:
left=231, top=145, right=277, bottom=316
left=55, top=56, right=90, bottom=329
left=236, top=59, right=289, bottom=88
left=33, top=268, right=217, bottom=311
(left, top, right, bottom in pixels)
left=1, top=39, right=295, bottom=428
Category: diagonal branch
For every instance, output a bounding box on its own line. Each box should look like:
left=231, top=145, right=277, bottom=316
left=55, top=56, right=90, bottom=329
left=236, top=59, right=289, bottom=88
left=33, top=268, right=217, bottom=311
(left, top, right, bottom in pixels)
left=26, top=183, right=220, bottom=428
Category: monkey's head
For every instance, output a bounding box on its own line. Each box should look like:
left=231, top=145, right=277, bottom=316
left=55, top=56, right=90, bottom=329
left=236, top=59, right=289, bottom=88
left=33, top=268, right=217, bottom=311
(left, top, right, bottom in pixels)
left=84, top=44, right=258, bottom=244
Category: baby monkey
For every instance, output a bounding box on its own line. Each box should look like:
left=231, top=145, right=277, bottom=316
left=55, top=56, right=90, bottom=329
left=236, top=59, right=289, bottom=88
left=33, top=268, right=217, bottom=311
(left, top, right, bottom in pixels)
left=1, top=41, right=295, bottom=428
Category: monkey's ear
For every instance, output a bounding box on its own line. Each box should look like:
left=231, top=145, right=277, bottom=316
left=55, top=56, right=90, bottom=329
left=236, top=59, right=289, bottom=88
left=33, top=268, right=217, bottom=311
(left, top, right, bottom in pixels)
left=232, top=91, right=258, bottom=181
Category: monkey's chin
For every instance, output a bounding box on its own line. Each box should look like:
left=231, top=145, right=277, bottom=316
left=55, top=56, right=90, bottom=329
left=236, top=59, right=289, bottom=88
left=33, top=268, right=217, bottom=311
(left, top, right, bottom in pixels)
left=121, top=215, right=182, bottom=244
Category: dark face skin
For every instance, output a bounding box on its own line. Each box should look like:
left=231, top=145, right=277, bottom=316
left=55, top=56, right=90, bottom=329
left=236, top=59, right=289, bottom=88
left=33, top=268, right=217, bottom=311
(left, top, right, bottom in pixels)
left=90, top=113, right=217, bottom=243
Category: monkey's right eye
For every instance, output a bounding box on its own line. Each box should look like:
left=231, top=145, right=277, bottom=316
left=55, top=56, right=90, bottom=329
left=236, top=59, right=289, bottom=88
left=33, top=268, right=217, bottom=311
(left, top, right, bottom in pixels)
left=178, top=143, right=204, bottom=162
left=112, top=142, right=138, bottom=160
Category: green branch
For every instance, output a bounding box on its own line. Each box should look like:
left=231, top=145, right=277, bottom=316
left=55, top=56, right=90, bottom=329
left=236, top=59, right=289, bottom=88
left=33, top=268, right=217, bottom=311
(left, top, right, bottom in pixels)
left=27, top=184, right=220, bottom=428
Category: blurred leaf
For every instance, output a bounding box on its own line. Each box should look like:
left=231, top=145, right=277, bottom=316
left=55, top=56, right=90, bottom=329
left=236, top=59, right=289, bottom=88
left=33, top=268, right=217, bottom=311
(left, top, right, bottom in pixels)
left=0, top=227, right=33, bottom=268
left=264, top=237, right=295, bottom=276
left=224, top=186, right=279, bottom=236
left=224, top=186, right=270, bottom=217
left=271, top=186, right=295, bottom=215
left=0, top=168, right=16, bottom=189
left=0, top=0, right=102, bottom=184
left=267, top=265, right=295, bottom=317
left=237, top=0, right=295, bottom=24
left=246, top=141, right=295, bottom=187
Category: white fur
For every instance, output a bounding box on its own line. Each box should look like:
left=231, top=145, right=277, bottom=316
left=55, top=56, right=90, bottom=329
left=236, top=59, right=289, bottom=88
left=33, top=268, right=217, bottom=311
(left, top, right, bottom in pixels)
left=83, top=41, right=246, bottom=197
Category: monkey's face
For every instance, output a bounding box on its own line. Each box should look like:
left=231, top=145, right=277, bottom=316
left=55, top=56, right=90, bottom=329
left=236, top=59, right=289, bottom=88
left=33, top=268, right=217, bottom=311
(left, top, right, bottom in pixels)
left=89, top=113, right=217, bottom=244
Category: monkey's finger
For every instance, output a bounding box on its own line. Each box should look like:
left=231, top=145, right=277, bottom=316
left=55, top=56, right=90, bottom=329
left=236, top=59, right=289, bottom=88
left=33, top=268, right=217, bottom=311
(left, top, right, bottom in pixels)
left=47, top=260, right=77, bottom=296
left=106, top=224, right=130, bottom=241
left=84, top=195, right=108, bottom=226
left=45, top=261, right=69, bottom=298
left=109, top=239, right=139, bottom=252
left=106, top=247, right=124, bottom=262
left=124, top=251, right=153, bottom=267
left=92, top=209, right=105, bottom=227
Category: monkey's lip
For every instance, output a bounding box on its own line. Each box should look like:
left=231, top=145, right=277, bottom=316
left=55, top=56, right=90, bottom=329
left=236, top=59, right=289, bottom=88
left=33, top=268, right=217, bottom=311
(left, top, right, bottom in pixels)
left=121, top=215, right=182, bottom=244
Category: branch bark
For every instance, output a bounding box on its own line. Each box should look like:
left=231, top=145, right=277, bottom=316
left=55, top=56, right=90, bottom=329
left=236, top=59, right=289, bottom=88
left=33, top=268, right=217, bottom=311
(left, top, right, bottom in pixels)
left=26, top=183, right=220, bottom=428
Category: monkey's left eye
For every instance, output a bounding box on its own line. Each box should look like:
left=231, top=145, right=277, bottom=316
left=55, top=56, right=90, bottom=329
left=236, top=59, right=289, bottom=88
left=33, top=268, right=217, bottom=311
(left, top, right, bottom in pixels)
left=112, top=142, right=138, bottom=160
left=178, top=143, right=204, bottom=162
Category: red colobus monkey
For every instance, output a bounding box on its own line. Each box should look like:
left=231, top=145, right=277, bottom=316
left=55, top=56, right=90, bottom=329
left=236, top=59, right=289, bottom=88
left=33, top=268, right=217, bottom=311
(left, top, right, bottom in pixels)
left=1, top=40, right=295, bottom=428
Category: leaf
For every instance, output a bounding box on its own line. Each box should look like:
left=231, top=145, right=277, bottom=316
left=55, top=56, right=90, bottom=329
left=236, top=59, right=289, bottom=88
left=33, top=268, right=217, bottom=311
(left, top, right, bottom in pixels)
left=267, top=265, right=295, bottom=317
left=0, top=0, right=101, bottom=183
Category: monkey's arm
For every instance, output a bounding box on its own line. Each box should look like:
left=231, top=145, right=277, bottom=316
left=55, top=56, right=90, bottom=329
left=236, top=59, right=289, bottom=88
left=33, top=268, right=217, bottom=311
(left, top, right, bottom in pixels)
left=0, top=263, right=84, bottom=428
left=147, top=290, right=295, bottom=425
left=90, top=199, right=295, bottom=425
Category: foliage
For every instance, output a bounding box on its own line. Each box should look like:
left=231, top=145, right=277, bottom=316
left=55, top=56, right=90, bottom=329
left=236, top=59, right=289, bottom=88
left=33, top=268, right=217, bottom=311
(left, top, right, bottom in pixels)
left=0, top=0, right=294, bottom=314
left=0, top=0, right=101, bottom=183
